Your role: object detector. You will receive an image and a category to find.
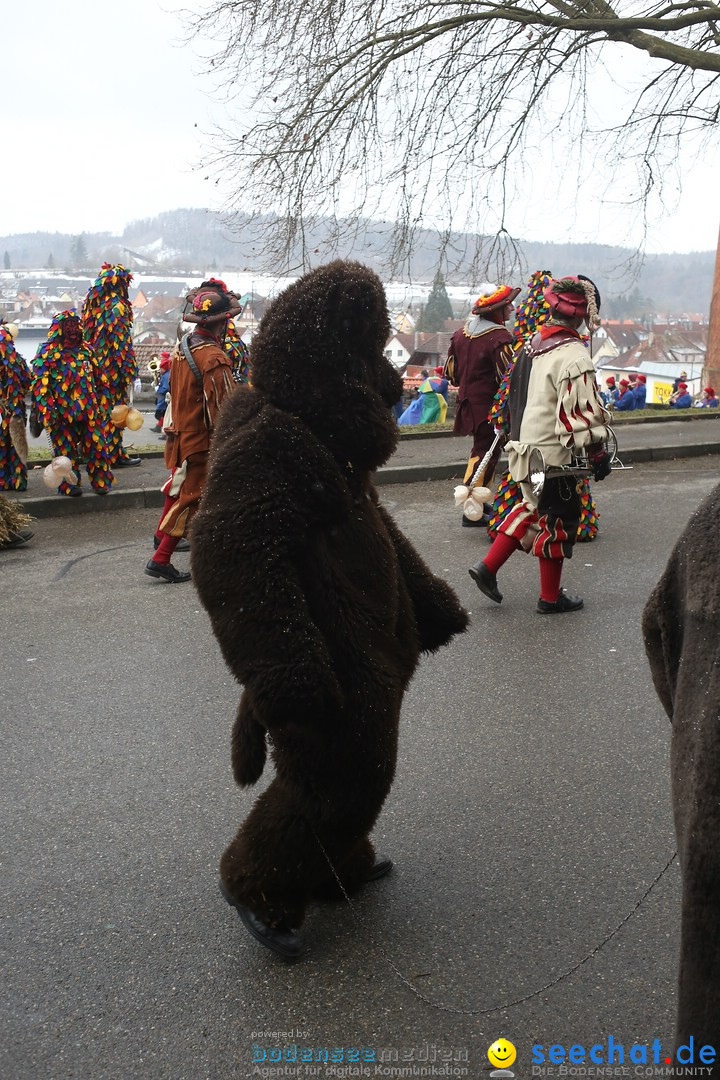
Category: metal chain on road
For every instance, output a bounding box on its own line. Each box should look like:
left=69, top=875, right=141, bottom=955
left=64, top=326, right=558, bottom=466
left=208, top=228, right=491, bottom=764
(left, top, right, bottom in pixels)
left=314, top=831, right=678, bottom=1030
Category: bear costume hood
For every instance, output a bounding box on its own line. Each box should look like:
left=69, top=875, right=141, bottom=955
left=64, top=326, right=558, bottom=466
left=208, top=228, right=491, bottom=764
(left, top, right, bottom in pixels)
left=249, top=260, right=402, bottom=474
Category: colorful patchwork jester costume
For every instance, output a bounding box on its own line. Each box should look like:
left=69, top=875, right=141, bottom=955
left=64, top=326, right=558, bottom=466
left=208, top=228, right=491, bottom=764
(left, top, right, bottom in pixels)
left=194, top=279, right=249, bottom=385
left=225, top=318, right=251, bottom=385
left=31, top=312, right=114, bottom=496
left=81, top=264, right=137, bottom=466
left=0, top=323, right=31, bottom=491
left=487, top=270, right=600, bottom=542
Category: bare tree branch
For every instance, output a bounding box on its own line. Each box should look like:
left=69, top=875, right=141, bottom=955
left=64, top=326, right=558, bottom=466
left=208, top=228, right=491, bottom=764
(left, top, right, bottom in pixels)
left=187, top=0, right=720, bottom=275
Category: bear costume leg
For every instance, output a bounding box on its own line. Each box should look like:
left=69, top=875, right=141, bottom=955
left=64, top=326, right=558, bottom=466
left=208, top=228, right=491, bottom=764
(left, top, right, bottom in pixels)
left=220, top=707, right=400, bottom=929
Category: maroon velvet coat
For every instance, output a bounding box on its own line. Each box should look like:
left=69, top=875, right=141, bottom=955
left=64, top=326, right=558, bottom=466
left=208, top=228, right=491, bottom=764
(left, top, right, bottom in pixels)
left=447, top=325, right=513, bottom=436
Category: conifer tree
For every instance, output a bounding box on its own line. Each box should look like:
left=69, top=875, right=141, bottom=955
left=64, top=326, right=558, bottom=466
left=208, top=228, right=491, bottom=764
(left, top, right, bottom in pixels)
left=71, top=235, right=89, bottom=269
left=417, top=270, right=453, bottom=332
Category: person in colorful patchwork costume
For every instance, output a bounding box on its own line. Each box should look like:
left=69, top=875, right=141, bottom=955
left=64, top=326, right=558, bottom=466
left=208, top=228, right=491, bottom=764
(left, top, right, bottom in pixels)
left=0, top=322, right=31, bottom=491
left=81, top=264, right=140, bottom=468
left=487, top=271, right=600, bottom=542
left=469, top=276, right=610, bottom=614
left=31, top=312, right=114, bottom=497
left=225, top=318, right=251, bottom=385
left=398, top=366, right=449, bottom=424
left=445, top=283, right=518, bottom=527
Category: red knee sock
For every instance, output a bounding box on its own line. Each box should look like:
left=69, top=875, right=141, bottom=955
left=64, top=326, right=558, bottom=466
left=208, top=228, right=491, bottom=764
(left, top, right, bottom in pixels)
left=483, top=532, right=521, bottom=575
left=153, top=533, right=180, bottom=565
left=539, top=557, right=563, bottom=602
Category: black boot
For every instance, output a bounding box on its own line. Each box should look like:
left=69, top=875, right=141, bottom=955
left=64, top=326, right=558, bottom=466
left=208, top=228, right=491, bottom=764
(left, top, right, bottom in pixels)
left=219, top=879, right=306, bottom=960
left=1, top=527, right=34, bottom=549
left=537, top=588, right=584, bottom=614
left=468, top=561, right=503, bottom=603
left=144, top=560, right=191, bottom=583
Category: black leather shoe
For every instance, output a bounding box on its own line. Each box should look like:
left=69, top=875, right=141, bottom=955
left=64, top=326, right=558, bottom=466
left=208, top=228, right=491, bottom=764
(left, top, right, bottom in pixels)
left=154, top=535, right=190, bottom=552
left=116, top=456, right=141, bottom=468
left=144, top=559, right=191, bottom=583
left=468, top=561, right=503, bottom=603
left=366, top=854, right=393, bottom=881
left=219, top=879, right=305, bottom=960
left=1, top=527, right=33, bottom=549
left=537, top=588, right=584, bottom=614
left=462, top=514, right=485, bottom=527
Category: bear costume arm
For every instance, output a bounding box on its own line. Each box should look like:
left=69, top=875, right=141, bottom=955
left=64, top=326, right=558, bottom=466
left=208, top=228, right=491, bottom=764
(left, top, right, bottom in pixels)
left=191, top=401, right=352, bottom=729
left=642, top=562, right=683, bottom=721
left=374, top=501, right=470, bottom=651
left=643, top=484, right=720, bottom=1049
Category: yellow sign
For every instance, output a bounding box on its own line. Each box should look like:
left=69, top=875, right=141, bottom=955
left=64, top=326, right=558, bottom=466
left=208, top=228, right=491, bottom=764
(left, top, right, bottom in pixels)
left=653, top=381, right=673, bottom=404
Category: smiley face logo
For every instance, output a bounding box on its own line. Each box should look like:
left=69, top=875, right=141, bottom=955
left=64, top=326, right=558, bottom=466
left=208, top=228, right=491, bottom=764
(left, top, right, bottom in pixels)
left=488, top=1039, right=517, bottom=1069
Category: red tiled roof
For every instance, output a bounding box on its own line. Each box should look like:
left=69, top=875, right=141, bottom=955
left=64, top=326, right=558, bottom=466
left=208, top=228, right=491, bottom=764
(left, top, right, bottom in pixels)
left=141, top=295, right=185, bottom=320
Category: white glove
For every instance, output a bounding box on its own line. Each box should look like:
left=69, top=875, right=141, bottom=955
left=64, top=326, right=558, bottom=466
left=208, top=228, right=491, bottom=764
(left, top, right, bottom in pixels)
left=133, top=377, right=142, bottom=393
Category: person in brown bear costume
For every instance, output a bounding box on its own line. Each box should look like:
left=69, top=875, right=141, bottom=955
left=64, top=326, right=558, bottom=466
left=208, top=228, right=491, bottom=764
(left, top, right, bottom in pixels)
left=191, top=260, right=469, bottom=959
left=643, top=489, right=720, bottom=1056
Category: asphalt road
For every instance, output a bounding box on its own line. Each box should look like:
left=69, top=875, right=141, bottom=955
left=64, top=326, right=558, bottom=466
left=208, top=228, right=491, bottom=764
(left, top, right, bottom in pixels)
left=2, top=458, right=716, bottom=1080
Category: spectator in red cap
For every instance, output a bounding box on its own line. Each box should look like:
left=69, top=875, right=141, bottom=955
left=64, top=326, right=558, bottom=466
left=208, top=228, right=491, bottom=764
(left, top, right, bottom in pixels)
left=694, top=385, right=719, bottom=408
left=445, top=282, right=519, bottom=527
left=615, top=377, right=636, bottom=412
left=671, top=382, right=692, bottom=409
left=632, top=373, right=647, bottom=410
left=601, top=375, right=619, bottom=408
left=150, top=351, right=173, bottom=435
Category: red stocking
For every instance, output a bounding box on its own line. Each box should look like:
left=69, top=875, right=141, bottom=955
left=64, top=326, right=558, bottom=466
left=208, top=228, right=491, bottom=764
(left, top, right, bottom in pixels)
left=153, top=533, right=180, bottom=565
left=539, top=557, right=563, bottom=602
left=484, top=532, right=521, bottom=576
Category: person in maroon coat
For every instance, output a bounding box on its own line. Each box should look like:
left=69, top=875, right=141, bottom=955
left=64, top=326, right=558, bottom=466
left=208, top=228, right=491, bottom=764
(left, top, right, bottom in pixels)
left=445, top=282, right=519, bottom=526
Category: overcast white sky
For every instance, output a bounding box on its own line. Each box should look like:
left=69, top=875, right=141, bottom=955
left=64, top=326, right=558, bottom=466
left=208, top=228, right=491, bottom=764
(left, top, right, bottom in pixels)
left=5, top=0, right=719, bottom=256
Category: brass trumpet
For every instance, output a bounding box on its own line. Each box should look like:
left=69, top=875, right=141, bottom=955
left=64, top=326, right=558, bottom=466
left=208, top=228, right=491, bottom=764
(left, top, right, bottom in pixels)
left=148, top=355, right=161, bottom=390
left=528, top=427, right=631, bottom=499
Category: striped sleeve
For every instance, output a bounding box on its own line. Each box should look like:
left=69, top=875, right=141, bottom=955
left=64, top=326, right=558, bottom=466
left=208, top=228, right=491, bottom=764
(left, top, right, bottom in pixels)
left=556, top=359, right=609, bottom=450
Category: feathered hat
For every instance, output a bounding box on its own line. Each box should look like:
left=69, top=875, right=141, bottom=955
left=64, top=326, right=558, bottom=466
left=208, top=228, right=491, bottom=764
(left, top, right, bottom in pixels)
left=472, top=282, right=520, bottom=315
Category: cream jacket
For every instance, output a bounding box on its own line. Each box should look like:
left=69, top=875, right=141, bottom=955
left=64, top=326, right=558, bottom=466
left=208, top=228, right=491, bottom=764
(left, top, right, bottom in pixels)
left=506, top=339, right=609, bottom=482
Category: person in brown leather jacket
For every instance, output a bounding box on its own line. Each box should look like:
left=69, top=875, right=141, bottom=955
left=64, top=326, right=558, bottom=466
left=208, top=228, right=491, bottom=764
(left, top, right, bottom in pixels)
left=144, top=286, right=238, bottom=583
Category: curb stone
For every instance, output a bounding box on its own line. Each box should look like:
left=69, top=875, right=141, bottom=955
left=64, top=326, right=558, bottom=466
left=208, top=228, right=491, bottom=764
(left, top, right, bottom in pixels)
left=8, top=440, right=720, bottom=517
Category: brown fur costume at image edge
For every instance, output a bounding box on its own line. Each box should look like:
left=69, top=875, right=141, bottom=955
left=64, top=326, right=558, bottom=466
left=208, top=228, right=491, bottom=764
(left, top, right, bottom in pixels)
left=643, top=487, right=720, bottom=1057
left=191, top=260, right=469, bottom=958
